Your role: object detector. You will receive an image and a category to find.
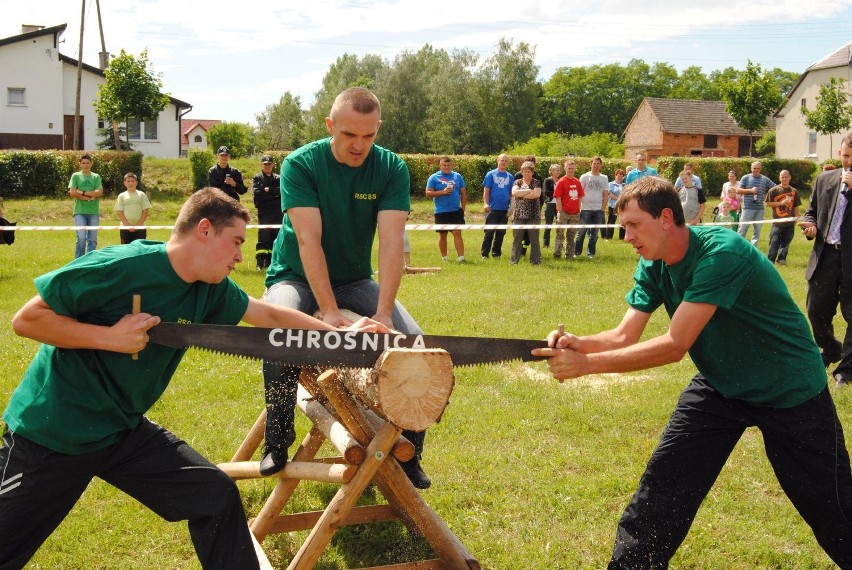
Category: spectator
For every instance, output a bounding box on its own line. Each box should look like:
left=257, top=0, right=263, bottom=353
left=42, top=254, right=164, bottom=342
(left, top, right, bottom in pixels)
left=604, top=169, right=625, bottom=240
left=713, top=199, right=736, bottom=230
left=575, top=156, right=609, bottom=259
left=509, top=161, right=542, bottom=265
left=542, top=163, right=562, bottom=247
left=68, top=153, right=103, bottom=258
left=677, top=169, right=706, bottom=226
left=426, top=156, right=467, bottom=263
left=799, top=133, right=852, bottom=386
left=764, top=170, right=801, bottom=266
left=553, top=159, right=584, bottom=260
left=261, top=87, right=432, bottom=488
left=736, top=161, right=775, bottom=246
left=674, top=161, right=702, bottom=190
left=515, top=155, right=544, bottom=254
left=115, top=172, right=151, bottom=244
left=720, top=170, right=741, bottom=222
left=534, top=177, right=852, bottom=569
left=481, top=154, right=513, bottom=259
left=624, top=151, right=657, bottom=184
left=207, top=146, right=247, bottom=201
left=252, top=155, right=282, bottom=270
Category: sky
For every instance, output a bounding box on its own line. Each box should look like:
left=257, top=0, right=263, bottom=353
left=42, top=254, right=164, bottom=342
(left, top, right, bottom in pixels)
left=3, top=0, right=851, bottom=126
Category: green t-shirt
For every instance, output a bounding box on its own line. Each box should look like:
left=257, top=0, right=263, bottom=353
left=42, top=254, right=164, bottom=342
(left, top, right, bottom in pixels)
left=2, top=241, right=249, bottom=454
left=69, top=171, right=103, bottom=215
left=626, top=225, right=825, bottom=408
left=265, top=138, right=411, bottom=287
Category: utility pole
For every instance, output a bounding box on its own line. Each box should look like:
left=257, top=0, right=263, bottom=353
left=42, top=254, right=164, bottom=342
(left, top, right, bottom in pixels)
left=95, top=0, right=109, bottom=70
left=73, top=0, right=85, bottom=150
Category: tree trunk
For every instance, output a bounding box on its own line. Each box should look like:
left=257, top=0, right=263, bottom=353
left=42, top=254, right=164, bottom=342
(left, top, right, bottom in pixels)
left=112, top=119, right=121, bottom=151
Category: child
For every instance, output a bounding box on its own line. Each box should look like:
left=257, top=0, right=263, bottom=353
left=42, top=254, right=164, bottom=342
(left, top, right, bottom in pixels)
left=713, top=199, right=736, bottom=230
left=115, top=172, right=151, bottom=244
left=68, top=153, right=103, bottom=258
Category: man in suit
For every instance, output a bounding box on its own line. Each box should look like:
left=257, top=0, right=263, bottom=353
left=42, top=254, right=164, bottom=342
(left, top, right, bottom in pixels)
left=800, top=132, right=852, bottom=387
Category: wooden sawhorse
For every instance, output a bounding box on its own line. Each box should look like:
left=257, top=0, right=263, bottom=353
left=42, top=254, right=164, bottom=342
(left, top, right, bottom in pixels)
left=219, top=349, right=480, bottom=570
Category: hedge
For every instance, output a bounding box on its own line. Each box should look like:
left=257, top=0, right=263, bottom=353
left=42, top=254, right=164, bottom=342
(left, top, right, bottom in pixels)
left=656, top=157, right=821, bottom=197
left=0, top=151, right=143, bottom=198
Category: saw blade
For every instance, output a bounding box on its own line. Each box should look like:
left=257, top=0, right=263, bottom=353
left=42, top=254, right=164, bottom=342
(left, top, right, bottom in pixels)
left=148, top=323, right=548, bottom=368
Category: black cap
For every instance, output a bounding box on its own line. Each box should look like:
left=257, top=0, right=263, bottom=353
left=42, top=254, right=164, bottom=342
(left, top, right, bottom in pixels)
left=216, top=146, right=230, bottom=155
left=261, top=155, right=273, bottom=164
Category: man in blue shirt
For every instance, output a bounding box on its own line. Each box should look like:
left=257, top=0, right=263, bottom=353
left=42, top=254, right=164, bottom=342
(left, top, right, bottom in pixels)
left=737, top=161, right=775, bottom=246
left=480, top=153, right=514, bottom=258
left=426, top=156, right=467, bottom=262
left=624, top=151, right=658, bottom=185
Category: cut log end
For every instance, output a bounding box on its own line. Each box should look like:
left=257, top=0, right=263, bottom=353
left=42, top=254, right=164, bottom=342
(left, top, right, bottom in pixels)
left=339, top=348, right=455, bottom=431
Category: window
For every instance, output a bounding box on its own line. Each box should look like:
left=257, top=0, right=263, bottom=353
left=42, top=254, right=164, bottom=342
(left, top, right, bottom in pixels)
left=808, top=132, right=817, bottom=156
left=127, top=119, right=158, bottom=141
left=7, top=88, right=25, bottom=105
left=801, top=98, right=807, bottom=110
left=703, top=135, right=718, bottom=148
left=194, top=134, right=202, bottom=143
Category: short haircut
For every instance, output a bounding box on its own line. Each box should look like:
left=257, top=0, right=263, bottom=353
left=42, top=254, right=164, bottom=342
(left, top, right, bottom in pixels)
left=635, top=151, right=646, bottom=159
left=520, top=161, right=535, bottom=171
left=173, top=188, right=251, bottom=238
left=684, top=162, right=693, bottom=169
left=616, top=176, right=685, bottom=227
left=591, top=156, right=602, bottom=164
left=615, top=168, right=625, bottom=177
left=439, top=156, right=452, bottom=164
left=329, top=87, right=381, bottom=123
left=563, top=159, right=576, bottom=168
left=123, top=172, right=138, bottom=180
left=841, top=132, right=852, bottom=149
left=523, top=155, right=536, bottom=163
left=80, top=153, right=93, bottom=162
left=549, top=163, right=561, bottom=173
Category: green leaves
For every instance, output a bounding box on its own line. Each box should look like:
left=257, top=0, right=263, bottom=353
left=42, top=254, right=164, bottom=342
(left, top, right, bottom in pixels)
left=802, top=76, right=852, bottom=154
left=721, top=60, right=782, bottom=154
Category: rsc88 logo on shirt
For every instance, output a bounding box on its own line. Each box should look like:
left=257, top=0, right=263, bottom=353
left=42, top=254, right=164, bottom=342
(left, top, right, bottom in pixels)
left=354, top=192, right=377, bottom=201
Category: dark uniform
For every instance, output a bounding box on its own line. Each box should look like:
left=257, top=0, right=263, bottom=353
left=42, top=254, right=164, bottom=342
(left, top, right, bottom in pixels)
left=252, top=159, right=282, bottom=270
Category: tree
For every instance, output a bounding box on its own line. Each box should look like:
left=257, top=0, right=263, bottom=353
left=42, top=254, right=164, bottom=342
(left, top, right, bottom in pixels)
left=206, top=122, right=254, bottom=158
left=802, top=77, right=852, bottom=155
left=94, top=49, right=170, bottom=151
left=255, top=92, right=305, bottom=151
left=721, top=60, right=782, bottom=156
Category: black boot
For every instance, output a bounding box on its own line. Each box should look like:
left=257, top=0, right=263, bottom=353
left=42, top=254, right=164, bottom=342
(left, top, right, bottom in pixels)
left=399, top=454, right=431, bottom=489
left=259, top=446, right=288, bottom=476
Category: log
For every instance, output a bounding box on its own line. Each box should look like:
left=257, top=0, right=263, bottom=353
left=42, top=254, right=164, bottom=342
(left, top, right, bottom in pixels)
left=404, top=266, right=442, bottom=274
left=338, top=349, right=454, bottom=431
left=297, top=384, right=365, bottom=465
left=303, top=364, right=415, bottom=461
left=230, top=408, right=267, bottom=462
left=218, top=460, right=356, bottom=484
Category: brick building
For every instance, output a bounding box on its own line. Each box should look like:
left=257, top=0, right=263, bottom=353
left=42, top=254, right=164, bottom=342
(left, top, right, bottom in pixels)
left=623, top=97, right=774, bottom=161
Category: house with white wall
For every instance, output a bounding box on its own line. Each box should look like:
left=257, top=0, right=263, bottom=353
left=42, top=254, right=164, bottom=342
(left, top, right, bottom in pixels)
left=181, top=119, right=221, bottom=156
left=0, top=24, right=192, bottom=157
left=775, top=41, right=852, bottom=162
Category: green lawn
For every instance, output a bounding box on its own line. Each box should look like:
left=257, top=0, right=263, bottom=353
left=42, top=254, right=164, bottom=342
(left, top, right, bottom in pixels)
left=0, top=193, right=848, bottom=569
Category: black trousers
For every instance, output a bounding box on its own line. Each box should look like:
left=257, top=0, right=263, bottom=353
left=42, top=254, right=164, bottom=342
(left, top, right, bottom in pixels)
left=807, top=247, right=852, bottom=379
left=0, top=419, right=259, bottom=570
left=481, top=210, right=508, bottom=258
left=543, top=203, right=557, bottom=246
left=609, top=376, right=852, bottom=569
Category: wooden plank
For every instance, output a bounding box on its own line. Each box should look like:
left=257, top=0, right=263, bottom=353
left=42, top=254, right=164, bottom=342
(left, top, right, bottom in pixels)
left=230, top=409, right=266, bottom=462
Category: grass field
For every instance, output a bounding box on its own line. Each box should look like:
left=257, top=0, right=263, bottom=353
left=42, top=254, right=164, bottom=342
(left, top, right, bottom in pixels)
left=0, top=187, right=849, bottom=569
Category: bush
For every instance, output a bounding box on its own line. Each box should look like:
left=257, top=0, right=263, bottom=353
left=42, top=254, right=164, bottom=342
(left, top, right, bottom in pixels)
left=0, top=151, right=142, bottom=198
left=188, top=149, right=215, bottom=191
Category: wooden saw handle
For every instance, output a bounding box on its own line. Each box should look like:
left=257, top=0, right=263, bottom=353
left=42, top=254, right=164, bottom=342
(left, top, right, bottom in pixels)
left=132, top=294, right=141, bottom=360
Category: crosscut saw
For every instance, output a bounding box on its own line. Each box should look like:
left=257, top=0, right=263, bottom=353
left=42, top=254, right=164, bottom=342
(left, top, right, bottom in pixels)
left=147, top=323, right=548, bottom=368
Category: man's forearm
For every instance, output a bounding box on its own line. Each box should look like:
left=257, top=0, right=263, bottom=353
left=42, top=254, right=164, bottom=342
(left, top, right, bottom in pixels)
left=299, top=241, right=339, bottom=316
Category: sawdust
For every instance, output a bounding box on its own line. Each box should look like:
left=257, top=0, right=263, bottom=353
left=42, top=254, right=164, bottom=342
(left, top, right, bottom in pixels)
left=511, top=363, right=654, bottom=390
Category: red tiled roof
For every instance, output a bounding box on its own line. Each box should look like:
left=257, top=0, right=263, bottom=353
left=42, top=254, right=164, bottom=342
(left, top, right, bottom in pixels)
left=181, top=119, right=220, bottom=143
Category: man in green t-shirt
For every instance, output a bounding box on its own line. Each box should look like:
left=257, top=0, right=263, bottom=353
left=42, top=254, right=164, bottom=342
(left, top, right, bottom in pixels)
left=67, top=153, right=103, bottom=258
left=534, top=177, right=852, bottom=567
left=0, top=188, right=386, bottom=569
left=261, top=87, right=432, bottom=488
